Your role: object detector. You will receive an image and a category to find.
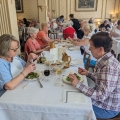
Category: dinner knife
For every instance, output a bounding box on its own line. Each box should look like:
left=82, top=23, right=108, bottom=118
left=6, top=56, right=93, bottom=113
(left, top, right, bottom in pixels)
left=37, top=77, right=43, bottom=88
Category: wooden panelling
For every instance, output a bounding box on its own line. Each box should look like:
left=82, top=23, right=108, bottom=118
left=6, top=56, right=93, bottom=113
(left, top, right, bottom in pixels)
left=0, top=0, right=11, bottom=36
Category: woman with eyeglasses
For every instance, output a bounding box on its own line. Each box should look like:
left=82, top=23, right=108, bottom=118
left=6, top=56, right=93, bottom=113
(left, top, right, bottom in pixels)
left=0, top=34, right=38, bottom=96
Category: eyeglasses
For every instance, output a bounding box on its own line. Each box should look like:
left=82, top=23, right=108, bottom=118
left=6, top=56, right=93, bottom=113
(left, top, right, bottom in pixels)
left=10, top=46, right=20, bottom=52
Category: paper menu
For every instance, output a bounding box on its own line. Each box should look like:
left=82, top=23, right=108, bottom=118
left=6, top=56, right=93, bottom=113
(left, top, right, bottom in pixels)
left=62, top=90, right=86, bottom=104
left=50, top=48, right=66, bottom=61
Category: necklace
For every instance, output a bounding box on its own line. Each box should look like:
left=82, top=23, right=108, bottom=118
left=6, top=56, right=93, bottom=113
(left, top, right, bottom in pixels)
left=0, top=56, right=12, bottom=62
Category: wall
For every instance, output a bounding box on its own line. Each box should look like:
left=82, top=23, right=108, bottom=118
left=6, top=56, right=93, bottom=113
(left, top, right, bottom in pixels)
left=0, top=0, right=19, bottom=52
left=16, top=0, right=120, bottom=23
left=17, top=0, right=38, bottom=20
left=47, top=0, right=120, bottom=22
left=0, top=0, right=19, bottom=38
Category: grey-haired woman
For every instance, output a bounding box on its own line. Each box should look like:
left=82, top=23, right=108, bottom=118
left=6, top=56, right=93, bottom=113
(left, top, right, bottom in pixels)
left=0, top=34, right=37, bottom=96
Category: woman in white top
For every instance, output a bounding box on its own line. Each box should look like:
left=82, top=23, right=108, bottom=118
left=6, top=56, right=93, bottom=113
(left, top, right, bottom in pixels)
left=68, top=24, right=95, bottom=54
left=110, top=20, right=120, bottom=39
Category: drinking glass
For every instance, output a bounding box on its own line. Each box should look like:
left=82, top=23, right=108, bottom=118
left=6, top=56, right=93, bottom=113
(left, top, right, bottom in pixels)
left=55, top=68, right=63, bottom=86
left=42, top=65, right=50, bottom=82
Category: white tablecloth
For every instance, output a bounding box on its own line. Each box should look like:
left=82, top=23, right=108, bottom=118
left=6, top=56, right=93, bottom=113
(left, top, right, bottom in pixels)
left=0, top=44, right=96, bottom=120
left=112, top=38, right=120, bottom=58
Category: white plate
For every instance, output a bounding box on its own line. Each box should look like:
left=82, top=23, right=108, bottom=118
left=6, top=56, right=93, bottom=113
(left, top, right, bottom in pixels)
left=68, top=47, right=77, bottom=51
left=70, top=59, right=81, bottom=66
left=24, top=72, right=41, bottom=81
left=62, top=73, right=84, bottom=84
left=66, top=43, right=74, bottom=47
left=54, top=41, right=59, bottom=44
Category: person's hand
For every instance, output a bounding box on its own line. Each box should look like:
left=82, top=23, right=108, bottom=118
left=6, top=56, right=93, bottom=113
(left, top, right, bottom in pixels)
left=28, top=53, right=38, bottom=62
left=78, top=67, right=88, bottom=75
left=68, top=37, right=73, bottom=42
left=56, top=38, right=61, bottom=42
left=23, top=63, right=36, bottom=76
left=68, top=73, right=79, bottom=87
left=43, top=46, right=50, bottom=51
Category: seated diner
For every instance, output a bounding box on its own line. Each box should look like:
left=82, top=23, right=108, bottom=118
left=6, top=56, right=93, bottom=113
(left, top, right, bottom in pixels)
left=24, top=27, right=49, bottom=56
left=69, top=32, right=120, bottom=119
left=0, top=34, right=37, bottom=96
left=36, top=23, right=56, bottom=46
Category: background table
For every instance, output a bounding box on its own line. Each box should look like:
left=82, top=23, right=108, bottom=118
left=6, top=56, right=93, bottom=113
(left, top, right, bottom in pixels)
left=112, top=38, right=120, bottom=58
left=0, top=44, right=96, bottom=120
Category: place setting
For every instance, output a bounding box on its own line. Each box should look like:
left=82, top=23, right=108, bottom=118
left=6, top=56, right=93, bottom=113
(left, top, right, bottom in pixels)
left=61, top=71, right=86, bottom=104
left=23, top=71, right=43, bottom=89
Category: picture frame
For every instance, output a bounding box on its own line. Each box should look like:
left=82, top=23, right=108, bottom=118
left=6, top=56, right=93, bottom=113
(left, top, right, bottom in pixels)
left=75, top=0, right=98, bottom=12
left=15, top=0, right=24, bottom=13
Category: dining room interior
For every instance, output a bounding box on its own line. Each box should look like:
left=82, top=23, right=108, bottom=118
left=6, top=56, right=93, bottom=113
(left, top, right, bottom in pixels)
left=0, top=0, right=120, bottom=120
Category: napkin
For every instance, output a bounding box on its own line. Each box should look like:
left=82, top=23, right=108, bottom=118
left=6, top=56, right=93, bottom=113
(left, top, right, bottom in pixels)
left=10, top=57, right=23, bottom=78
left=62, top=89, right=86, bottom=104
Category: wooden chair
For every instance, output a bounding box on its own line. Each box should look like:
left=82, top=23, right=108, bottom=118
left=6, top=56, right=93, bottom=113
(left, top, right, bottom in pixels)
left=97, top=112, right=120, bottom=120
left=18, top=52, right=25, bottom=61
left=83, top=52, right=96, bottom=71
left=18, top=51, right=28, bottom=62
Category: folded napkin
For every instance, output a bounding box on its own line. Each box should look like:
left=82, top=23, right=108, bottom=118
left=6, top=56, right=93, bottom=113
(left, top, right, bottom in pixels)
left=62, top=89, right=86, bottom=104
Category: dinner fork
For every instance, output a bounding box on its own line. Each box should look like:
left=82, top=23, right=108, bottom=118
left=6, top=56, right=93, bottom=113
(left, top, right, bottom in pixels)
left=37, top=77, right=43, bottom=88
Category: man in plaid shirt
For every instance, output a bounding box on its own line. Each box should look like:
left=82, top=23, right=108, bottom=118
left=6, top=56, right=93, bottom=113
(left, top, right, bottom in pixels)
left=69, top=32, right=120, bottom=119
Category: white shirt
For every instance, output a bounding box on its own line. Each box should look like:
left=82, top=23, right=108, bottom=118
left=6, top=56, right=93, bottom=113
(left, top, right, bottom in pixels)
left=112, top=26, right=120, bottom=39
left=82, top=32, right=96, bottom=61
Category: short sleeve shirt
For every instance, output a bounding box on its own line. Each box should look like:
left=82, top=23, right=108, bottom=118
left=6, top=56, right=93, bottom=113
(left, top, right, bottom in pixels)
left=25, top=38, right=41, bottom=55
left=0, top=56, right=26, bottom=96
left=36, top=31, right=48, bottom=46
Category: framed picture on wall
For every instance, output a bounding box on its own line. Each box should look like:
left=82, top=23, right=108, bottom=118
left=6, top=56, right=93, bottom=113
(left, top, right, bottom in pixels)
left=75, top=0, right=98, bottom=12
left=15, top=0, right=24, bottom=13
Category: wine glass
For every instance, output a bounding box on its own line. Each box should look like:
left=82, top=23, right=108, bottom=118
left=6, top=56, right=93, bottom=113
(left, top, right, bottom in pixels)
left=48, top=61, right=54, bottom=75
left=43, top=65, right=50, bottom=81
left=55, top=67, right=63, bottom=86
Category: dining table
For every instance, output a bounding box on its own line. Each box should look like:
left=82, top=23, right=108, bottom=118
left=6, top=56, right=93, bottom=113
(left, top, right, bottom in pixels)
left=0, top=42, right=96, bottom=120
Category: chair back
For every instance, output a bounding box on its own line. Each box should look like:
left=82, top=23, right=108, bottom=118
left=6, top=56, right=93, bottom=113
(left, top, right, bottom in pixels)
left=18, top=51, right=28, bottom=62
left=83, top=52, right=91, bottom=70
left=24, top=43, right=30, bottom=61
left=83, top=52, right=96, bottom=71
left=63, top=33, right=74, bottom=39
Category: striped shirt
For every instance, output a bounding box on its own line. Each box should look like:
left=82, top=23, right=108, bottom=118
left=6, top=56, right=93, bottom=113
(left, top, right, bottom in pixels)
left=76, top=52, right=120, bottom=111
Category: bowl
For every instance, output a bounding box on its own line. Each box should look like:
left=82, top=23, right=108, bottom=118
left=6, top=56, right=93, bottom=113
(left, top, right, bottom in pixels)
left=51, top=61, right=65, bottom=71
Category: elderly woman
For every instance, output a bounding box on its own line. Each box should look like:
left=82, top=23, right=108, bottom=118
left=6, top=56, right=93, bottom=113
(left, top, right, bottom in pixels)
left=0, top=34, right=37, bottom=96
left=69, top=24, right=95, bottom=53
left=25, top=27, right=49, bottom=55
left=69, top=23, right=96, bottom=64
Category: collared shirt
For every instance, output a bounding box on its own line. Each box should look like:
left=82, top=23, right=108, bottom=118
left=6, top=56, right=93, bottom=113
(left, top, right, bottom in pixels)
left=0, top=56, right=26, bottom=96
left=76, top=52, right=120, bottom=111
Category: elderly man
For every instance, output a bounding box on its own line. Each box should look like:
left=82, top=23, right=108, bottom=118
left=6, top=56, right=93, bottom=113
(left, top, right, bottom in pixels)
left=99, top=20, right=111, bottom=31
left=69, top=32, right=120, bottom=119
